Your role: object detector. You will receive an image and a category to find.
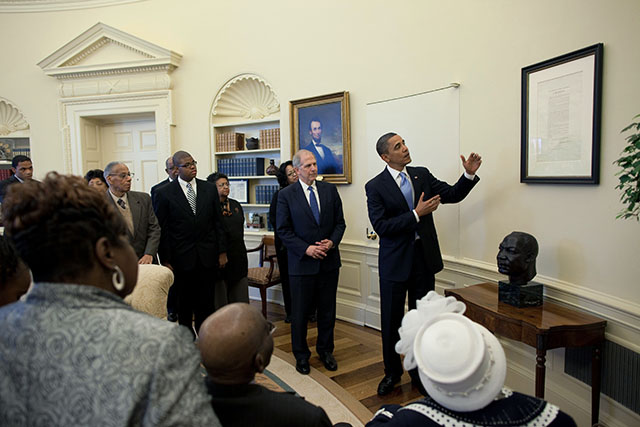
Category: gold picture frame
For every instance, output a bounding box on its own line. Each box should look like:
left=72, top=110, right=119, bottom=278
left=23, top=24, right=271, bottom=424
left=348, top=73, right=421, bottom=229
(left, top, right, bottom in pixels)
left=290, top=91, right=351, bottom=184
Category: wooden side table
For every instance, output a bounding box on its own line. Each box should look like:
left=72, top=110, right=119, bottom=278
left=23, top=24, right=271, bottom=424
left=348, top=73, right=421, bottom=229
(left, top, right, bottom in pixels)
left=445, top=282, right=606, bottom=426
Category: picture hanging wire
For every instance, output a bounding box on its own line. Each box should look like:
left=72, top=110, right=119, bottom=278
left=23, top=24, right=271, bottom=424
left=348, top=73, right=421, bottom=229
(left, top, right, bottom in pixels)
left=367, top=83, right=461, bottom=106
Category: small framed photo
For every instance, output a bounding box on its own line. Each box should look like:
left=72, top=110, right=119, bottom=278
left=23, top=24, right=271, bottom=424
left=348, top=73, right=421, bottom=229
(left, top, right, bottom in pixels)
left=290, top=91, right=351, bottom=184
left=521, top=44, right=603, bottom=184
left=228, top=179, right=248, bottom=203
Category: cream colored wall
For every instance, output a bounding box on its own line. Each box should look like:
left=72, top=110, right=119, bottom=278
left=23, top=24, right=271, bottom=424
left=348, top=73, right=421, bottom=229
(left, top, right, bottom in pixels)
left=2, top=0, right=638, bottom=303
left=2, top=1, right=640, bottom=425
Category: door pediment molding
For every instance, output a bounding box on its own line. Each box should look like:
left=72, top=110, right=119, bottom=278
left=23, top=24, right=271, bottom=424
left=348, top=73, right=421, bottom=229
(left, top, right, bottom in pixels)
left=38, top=22, right=182, bottom=81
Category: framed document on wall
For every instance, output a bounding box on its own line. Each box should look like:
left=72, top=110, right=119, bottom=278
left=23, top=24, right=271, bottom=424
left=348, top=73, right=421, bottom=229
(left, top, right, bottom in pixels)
left=521, top=43, right=603, bottom=184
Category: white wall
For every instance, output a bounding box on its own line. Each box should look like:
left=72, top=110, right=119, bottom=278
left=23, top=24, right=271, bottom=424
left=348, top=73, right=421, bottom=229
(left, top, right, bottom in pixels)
left=2, top=1, right=640, bottom=425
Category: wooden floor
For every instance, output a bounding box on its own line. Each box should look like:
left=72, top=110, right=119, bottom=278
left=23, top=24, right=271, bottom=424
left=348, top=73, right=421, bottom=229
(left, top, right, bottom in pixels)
left=250, top=300, right=424, bottom=415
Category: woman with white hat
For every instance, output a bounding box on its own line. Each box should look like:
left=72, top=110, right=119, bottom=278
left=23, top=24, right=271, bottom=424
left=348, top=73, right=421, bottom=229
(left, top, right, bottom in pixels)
left=366, top=291, right=576, bottom=426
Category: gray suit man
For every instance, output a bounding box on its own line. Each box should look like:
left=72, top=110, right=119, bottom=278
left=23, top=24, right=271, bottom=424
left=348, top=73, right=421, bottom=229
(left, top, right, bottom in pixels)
left=105, top=161, right=161, bottom=264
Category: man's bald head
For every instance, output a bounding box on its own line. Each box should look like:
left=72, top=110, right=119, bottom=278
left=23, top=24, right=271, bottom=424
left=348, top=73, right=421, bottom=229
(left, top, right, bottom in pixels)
left=198, top=303, right=273, bottom=385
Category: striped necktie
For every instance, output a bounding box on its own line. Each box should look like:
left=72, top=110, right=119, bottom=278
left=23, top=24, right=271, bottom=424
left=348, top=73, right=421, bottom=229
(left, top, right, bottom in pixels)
left=186, top=182, right=196, bottom=215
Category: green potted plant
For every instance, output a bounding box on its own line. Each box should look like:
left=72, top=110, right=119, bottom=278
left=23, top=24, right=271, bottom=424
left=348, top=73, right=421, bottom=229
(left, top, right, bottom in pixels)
left=614, top=114, right=640, bottom=220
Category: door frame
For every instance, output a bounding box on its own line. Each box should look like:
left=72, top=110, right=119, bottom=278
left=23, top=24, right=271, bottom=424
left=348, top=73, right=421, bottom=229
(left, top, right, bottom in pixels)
left=59, top=90, right=173, bottom=177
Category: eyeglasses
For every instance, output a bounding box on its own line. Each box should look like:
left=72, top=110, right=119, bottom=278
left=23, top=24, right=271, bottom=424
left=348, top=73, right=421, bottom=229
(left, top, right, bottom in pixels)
left=217, top=182, right=230, bottom=188
left=179, top=161, right=198, bottom=168
left=109, top=172, right=134, bottom=179
left=287, top=171, right=297, bottom=177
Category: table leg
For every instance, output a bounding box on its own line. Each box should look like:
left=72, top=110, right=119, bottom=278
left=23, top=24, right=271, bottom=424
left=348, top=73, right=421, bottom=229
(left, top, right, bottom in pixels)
left=591, top=344, right=602, bottom=426
left=535, top=348, right=546, bottom=398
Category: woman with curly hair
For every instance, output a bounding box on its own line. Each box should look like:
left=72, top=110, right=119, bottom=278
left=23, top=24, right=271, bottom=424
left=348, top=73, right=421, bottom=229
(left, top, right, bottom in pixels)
left=0, top=173, right=220, bottom=426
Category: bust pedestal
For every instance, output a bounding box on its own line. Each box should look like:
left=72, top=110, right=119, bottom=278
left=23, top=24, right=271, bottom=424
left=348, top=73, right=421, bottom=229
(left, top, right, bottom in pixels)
left=498, top=281, right=543, bottom=307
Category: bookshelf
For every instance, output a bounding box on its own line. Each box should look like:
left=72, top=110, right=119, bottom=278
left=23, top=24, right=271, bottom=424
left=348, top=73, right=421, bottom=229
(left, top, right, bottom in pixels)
left=0, top=137, right=31, bottom=180
left=210, top=74, right=282, bottom=235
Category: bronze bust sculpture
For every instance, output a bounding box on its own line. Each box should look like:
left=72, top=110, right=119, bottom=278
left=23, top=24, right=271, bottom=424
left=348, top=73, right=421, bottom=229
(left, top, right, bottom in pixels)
left=497, top=231, right=543, bottom=307
left=497, top=231, right=538, bottom=285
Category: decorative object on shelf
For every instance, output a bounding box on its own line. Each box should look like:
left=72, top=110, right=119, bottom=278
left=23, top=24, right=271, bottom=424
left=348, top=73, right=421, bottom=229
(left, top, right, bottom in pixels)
left=0, top=99, right=30, bottom=136
left=247, top=212, right=264, bottom=229
left=212, top=74, right=280, bottom=121
left=290, top=91, right=351, bottom=184
left=521, top=43, right=603, bottom=184
left=0, top=141, right=12, bottom=160
left=496, top=231, right=542, bottom=308
left=246, top=137, right=259, bottom=150
left=265, top=159, right=278, bottom=175
left=614, top=114, right=640, bottom=221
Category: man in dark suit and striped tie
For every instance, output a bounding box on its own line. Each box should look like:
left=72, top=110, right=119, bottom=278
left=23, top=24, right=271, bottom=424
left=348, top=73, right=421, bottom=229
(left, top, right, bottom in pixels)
left=276, top=149, right=346, bottom=375
left=153, top=151, right=228, bottom=337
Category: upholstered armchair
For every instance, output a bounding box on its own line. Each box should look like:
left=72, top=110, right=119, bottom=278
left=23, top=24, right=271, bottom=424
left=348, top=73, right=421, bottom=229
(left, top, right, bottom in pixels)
left=124, top=264, right=174, bottom=319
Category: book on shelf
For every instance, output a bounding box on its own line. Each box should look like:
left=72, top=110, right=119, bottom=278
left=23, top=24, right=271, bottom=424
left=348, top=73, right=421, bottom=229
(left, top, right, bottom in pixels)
left=254, top=184, right=279, bottom=205
left=216, top=132, right=245, bottom=152
left=216, top=157, right=266, bottom=177
left=0, top=169, right=13, bottom=180
left=259, top=128, right=280, bottom=149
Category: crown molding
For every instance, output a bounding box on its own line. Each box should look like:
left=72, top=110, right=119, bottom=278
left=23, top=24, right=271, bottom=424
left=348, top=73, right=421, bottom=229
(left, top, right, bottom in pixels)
left=0, top=0, right=145, bottom=13
left=37, top=22, right=181, bottom=80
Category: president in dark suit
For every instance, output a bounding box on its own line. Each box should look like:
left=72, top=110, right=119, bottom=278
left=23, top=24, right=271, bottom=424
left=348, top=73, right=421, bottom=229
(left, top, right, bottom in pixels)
left=153, top=151, right=228, bottom=336
left=0, top=155, right=36, bottom=203
left=365, top=132, right=482, bottom=395
left=104, top=161, right=160, bottom=264
left=301, top=118, right=341, bottom=175
left=277, top=149, right=346, bottom=375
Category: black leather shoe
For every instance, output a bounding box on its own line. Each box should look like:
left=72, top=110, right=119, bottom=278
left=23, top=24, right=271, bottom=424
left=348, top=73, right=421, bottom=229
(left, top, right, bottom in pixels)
left=295, top=359, right=310, bottom=375
left=167, top=312, right=178, bottom=322
left=318, top=352, right=338, bottom=371
left=377, top=375, right=401, bottom=396
left=284, top=315, right=291, bottom=324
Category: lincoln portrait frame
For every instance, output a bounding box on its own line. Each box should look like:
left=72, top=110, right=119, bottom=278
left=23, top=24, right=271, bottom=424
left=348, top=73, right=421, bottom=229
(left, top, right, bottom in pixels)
left=290, top=91, right=351, bottom=184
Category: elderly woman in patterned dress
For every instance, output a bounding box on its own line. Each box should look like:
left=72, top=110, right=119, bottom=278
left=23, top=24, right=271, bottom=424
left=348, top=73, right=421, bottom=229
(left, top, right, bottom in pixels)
left=0, top=173, right=220, bottom=427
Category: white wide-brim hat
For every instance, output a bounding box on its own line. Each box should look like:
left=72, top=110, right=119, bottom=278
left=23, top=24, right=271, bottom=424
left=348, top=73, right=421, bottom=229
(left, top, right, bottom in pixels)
left=413, top=312, right=506, bottom=412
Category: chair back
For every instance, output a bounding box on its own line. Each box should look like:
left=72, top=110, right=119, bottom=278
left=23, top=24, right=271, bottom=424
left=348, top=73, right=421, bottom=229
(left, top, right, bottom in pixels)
left=259, top=235, right=277, bottom=267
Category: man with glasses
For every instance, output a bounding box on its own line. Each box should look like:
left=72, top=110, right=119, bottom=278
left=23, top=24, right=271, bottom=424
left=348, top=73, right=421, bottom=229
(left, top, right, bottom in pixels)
left=104, top=161, right=160, bottom=265
left=153, top=151, right=228, bottom=338
left=365, top=132, right=482, bottom=396
left=198, top=303, right=335, bottom=427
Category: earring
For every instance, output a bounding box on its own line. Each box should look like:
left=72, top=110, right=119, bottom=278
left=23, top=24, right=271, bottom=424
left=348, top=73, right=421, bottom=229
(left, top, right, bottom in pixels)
left=112, top=265, right=125, bottom=291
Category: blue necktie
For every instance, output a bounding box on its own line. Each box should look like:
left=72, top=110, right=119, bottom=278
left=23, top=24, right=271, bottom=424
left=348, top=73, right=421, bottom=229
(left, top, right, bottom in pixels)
left=308, top=186, right=320, bottom=225
left=400, top=172, right=413, bottom=209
